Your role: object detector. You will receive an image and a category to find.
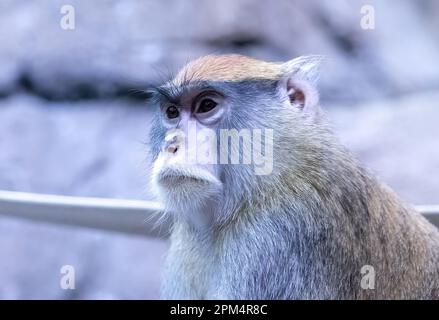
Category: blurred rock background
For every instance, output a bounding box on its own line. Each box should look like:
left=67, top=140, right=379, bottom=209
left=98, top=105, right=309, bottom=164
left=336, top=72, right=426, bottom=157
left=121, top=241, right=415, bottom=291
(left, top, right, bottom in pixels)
left=0, top=0, right=438, bottom=299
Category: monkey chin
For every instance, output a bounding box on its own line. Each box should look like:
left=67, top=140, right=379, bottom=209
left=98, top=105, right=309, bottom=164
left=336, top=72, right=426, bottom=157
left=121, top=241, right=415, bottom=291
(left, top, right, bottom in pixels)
left=152, top=164, right=223, bottom=221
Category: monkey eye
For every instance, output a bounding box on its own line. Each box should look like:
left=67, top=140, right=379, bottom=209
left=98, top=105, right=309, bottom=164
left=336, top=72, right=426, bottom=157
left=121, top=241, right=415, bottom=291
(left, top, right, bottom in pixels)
left=165, top=106, right=180, bottom=119
left=196, top=98, right=218, bottom=114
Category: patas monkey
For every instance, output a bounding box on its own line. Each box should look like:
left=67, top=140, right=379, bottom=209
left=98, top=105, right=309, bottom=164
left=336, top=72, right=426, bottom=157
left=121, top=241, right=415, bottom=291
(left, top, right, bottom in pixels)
left=148, top=54, right=439, bottom=299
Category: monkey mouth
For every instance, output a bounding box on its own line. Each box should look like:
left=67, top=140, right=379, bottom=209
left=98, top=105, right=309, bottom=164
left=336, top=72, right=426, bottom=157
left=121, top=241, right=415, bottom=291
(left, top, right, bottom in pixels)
left=156, top=165, right=222, bottom=189
left=158, top=173, right=205, bottom=187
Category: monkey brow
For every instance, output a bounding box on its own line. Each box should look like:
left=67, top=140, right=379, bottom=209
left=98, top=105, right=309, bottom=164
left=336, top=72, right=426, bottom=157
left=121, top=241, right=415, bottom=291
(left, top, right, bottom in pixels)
left=151, top=81, right=221, bottom=105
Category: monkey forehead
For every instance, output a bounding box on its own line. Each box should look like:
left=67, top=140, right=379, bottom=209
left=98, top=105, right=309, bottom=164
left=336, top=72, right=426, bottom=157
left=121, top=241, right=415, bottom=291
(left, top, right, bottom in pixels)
left=172, top=54, right=283, bottom=85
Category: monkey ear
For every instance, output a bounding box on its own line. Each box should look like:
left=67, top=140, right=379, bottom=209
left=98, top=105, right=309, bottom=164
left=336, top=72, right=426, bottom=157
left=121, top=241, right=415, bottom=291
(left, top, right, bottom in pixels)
left=280, top=55, right=324, bottom=115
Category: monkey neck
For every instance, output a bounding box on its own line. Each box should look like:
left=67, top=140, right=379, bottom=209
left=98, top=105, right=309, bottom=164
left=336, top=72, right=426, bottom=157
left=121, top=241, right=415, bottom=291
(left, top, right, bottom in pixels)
left=230, top=137, right=381, bottom=235
left=181, top=197, right=219, bottom=231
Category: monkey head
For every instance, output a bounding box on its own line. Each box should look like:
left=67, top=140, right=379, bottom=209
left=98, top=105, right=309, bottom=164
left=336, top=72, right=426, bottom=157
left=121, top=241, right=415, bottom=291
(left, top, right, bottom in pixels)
left=148, top=54, right=324, bottom=229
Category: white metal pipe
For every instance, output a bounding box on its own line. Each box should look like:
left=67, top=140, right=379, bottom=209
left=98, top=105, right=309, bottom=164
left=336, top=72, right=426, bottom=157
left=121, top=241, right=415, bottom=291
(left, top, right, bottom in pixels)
left=0, top=190, right=169, bottom=238
left=0, top=190, right=438, bottom=237
left=418, top=206, right=439, bottom=227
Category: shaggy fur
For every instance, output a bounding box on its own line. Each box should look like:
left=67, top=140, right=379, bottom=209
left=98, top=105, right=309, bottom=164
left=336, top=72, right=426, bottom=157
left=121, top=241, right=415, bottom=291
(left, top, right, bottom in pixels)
left=148, top=54, right=439, bottom=299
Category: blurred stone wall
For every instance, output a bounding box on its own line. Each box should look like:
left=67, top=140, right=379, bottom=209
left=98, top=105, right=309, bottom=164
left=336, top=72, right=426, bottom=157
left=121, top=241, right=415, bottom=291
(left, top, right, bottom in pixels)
left=1, top=0, right=439, bottom=102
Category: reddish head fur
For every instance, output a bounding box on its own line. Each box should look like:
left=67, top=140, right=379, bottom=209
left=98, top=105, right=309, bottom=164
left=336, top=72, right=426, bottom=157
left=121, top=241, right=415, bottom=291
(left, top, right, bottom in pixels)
left=173, top=54, right=282, bottom=84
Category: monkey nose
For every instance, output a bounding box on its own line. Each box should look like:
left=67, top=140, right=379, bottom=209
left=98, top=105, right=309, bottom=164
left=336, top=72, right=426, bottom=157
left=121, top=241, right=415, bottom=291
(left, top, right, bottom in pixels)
left=164, top=134, right=184, bottom=155
left=166, top=144, right=179, bottom=154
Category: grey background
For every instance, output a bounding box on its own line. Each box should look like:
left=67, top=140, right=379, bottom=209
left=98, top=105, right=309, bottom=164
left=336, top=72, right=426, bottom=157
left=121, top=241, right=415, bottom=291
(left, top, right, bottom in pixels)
left=0, top=0, right=438, bottom=299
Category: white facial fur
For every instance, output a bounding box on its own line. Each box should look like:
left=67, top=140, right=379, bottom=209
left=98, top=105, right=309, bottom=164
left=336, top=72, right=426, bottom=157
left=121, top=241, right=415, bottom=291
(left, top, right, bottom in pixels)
left=151, top=124, right=223, bottom=229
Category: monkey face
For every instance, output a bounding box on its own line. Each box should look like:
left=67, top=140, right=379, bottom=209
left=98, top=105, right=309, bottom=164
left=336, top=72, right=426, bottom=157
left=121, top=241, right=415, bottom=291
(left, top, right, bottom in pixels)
left=148, top=84, right=227, bottom=224
left=147, top=54, right=322, bottom=227
left=147, top=81, right=278, bottom=227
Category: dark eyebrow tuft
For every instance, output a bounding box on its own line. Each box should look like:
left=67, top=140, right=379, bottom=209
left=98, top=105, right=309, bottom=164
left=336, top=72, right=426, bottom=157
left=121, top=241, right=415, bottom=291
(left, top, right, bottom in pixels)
left=148, top=81, right=222, bottom=105
left=142, top=85, right=180, bottom=105
left=156, top=86, right=181, bottom=104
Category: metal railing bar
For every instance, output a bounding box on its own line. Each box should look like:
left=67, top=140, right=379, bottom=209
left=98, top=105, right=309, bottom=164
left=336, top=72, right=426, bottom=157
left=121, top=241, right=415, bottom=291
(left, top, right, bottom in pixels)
left=0, top=190, right=169, bottom=238
left=0, top=190, right=438, bottom=237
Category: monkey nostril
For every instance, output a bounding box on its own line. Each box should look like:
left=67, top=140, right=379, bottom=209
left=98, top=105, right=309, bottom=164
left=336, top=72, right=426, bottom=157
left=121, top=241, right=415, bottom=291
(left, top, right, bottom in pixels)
left=166, top=144, right=179, bottom=154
